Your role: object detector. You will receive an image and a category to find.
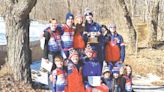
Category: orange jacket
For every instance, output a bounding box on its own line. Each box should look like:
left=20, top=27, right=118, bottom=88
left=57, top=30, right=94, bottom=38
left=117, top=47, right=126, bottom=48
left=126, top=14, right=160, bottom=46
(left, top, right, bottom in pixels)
left=73, top=32, right=85, bottom=49
left=105, top=41, right=120, bottom=62
left=66, top=62, right=85, bottom=92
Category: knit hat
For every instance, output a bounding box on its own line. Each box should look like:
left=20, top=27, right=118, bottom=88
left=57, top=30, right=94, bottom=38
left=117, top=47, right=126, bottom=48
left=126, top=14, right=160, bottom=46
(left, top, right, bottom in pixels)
left=66, top=12, right=74, bottom=21
left=68, top=48, right=79, bottom=59
left=112, top=67, right=119, bottom=74
left=102, top=67, right=110, bottom=75
left=84, top=8, right=93, bottom=17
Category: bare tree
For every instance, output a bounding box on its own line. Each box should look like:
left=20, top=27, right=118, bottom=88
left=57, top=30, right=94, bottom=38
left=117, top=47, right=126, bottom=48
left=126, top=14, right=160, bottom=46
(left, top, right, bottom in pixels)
left=118, top=0, right=137, bottom=54
left=146, top=0, right=160, bottom=48
left=3, top=0, right=37, bottom=83
left=66, top=0, right=71, bottom=12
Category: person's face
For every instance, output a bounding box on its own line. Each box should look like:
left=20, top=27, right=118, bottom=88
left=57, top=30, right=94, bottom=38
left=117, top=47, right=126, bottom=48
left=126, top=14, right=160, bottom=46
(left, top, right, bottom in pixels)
left=102, top=27, right=106, bottom=32
left=113, top=73, right=119, bottom=78
left=54, top=57, right=63, bottom=68
left=101, top=27, right=107, bottom=34
left=103, top=72, right=111, bottom=79
left=50, top=20, right=57, bottom=30
left=85, top=51, right=93, bottom=58
left=66, top=16, right=74, bottom=27
left=76, top=17, right=83, bottom=24
left=126, top=66, right=132, bottom=76
left=109, top=26, right=116, bottom=33
left=70, top=55, right=79, bottom=64
left=85, top=15, right=93, bottom=23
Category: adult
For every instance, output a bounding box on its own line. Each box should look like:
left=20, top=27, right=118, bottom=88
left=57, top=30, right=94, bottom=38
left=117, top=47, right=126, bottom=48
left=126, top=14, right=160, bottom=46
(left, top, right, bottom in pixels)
left=61, top=12, right=75, bottom=58
left=83, top=8, right=103, bottom=64
left=42, top=18, right=63, bottom=64
left=73, top=14, right=86, bottom=55
left=105, top=23, right=125, bottom=71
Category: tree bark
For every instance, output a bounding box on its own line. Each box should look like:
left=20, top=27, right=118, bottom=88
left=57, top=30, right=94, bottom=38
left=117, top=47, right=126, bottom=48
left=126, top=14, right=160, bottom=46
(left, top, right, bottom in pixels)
left=147, top=0, right=160, bottom=48
left=118, top=0, right=137, bottom=54
left=4, top=0, right=37, bottom=83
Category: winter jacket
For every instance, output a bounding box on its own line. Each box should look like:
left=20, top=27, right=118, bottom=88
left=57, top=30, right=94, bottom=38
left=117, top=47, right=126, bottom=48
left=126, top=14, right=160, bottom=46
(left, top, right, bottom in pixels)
left=105, top=33, right=125, bottom=62
left=85, top=21, right=101, bottom=33
left=119, top=76, right=126, bottom=92
left=73, top=23, right=86, bottom=49
left=51, top=68, right=67, bottom=92
left=112, top=78, right=121, bottom=92
left=43, top=26, right=63, bottom=59
left=102, top=77, right=113, bottom=92
left=123, top=75, right=133, bottom=92
left=82, top=58, right=102, bottom=82
left=61, top=24, right=75, bottom=51
left=66, top=61, right=85, bottom=92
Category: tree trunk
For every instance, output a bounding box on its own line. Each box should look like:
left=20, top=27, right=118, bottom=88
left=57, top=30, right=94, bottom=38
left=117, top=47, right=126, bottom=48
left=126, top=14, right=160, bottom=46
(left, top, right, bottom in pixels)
left=118, top=0, right=137, bottom=54
left=4, top=0, right=37, bottom=83
left=66, top=0, right=71, bottom=12
left=147, top=0, right=160, bottom=48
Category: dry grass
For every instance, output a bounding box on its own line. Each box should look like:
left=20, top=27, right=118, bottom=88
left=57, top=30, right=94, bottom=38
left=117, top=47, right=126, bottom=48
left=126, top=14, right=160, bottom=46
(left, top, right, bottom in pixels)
left=0, top=65, right=11, bottom=77
left=125, top=48, right=164, bottom=77
left=123, top=17, right=164, bottom=78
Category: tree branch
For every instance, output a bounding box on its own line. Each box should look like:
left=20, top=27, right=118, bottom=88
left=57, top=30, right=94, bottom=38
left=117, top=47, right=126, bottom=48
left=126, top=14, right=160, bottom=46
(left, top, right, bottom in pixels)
left=13, top=0, right=37, bottom=18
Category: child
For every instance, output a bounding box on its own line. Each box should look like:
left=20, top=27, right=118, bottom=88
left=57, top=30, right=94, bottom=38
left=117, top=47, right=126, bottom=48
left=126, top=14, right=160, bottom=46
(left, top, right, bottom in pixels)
left=66, top=48, right=85, bottom=92
left=112, top=67, right=121, bottom=92
left=124, top=64, right=133, bottom=92
left=101, top=66, right=113, bottom=92
left=49, top=55, right=67, bottom=92
left=83, top=9, right=103, bottom=64
left=119, top=66, right=126, bottom=92
left=61, top=12, right=75, bottom=58
left=42, top=18, right=63, bottom=63
left=82, top=44, right=102, bottom=92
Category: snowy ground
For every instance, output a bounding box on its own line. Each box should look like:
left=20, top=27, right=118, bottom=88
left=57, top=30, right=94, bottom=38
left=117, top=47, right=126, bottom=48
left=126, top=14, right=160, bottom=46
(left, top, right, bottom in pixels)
left=133, top=74, right=164, bottom=92
left=133, top=85, right=164, bottom=92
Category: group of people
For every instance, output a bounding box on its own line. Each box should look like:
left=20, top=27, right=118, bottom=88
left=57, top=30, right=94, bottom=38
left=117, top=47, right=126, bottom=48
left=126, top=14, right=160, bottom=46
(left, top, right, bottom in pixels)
left=40, top=8, right=134, bottom=92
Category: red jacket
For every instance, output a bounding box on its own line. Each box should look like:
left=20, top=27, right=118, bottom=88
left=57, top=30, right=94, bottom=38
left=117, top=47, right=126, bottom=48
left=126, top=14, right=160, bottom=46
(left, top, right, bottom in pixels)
left=66, top=61, right=85, bottom=92
left=105, top=41, right=120, bottom=62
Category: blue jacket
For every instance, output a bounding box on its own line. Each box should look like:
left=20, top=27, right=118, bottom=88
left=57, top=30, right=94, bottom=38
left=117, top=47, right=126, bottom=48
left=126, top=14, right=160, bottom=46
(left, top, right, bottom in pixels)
left=84, top=21, right=104, bottom=63
left=43, top=26, right=63, bottom=59
left=61, top=24, right=75, bottom=51
left=51, top=68, right=67, bottom=91
left=85, top=21, right=101, bottom=33
left=82, top=58, right=102, bottom=82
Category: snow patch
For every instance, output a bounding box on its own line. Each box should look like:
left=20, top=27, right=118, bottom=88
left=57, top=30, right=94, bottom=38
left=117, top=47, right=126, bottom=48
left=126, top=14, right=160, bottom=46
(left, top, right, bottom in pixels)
left=133, top=73, right=162, bottom=86
left=0, top=17, right=49, bottom=45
